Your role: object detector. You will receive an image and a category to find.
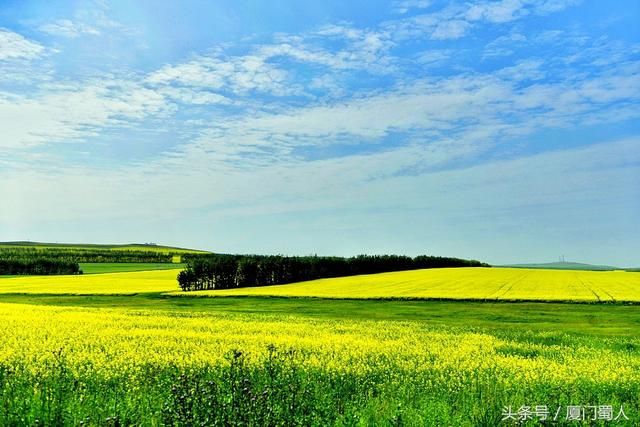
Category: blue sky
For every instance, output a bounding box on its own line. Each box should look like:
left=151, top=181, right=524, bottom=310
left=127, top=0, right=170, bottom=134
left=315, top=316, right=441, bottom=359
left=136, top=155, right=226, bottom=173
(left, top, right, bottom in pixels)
left=0, top=0, right=638, bottom=265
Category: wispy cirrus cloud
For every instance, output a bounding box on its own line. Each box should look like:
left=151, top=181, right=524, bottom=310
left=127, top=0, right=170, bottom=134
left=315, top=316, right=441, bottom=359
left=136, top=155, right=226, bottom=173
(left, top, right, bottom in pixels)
left=392, top=0, right=432, bottom=14
left=482, top=32, right=528, bottom=58
left=0, top=80, right=170, bottom=149
left=384, top=0, right=580, bottom=40
left=147, top=54, right=295, bottom=96
left=193, top=58, right=639, bottom=154
left=39, top=19, right=101, bottom=38
left=0, top=29, right=44, bottom=61
left=146, top=25, right=395, bottom=99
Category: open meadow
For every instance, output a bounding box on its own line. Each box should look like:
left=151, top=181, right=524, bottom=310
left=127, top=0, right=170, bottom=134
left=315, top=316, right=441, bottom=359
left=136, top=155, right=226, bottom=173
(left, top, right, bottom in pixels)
left=0, top=263, right=639, bottom=425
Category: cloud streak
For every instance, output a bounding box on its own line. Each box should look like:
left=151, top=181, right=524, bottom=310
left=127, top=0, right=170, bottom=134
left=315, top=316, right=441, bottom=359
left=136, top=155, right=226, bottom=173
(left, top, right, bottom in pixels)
left=0, top=29, right=44, bottom=61
left=39, top=19, right=101, bottom=38
left=0, top=81, right=169, bottom=149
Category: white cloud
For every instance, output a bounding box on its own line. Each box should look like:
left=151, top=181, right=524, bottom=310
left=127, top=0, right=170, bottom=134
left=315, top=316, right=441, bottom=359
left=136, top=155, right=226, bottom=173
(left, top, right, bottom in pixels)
left=384, top=0, right=579, bottom=41
left=128, top=53, right=640, bottom=196
left=513, top=70, right=640, bottom=110
left=234, top=76, right=507, bottom=140
left=465, top=0, right=529, bottom=23
left=497, top=59, right=546, bottom=80
left=158, top=86, right=231, bottom=105
left=102, top=25, right=396, bottom=142
left=233, top=60, right=638, bottom=143
left=0, top=29, right=44, bottom=61
left=483, top=32, right=527, bottom=58
left=535, top=0, right=581, bottom=14
left=39, top=19, right=101, bottom=38
left=147, top=54, right=292, bottom=96
left=147, top=58, right=227, bottom=88
left=271, top=29, right=393, bottom=72
left=414, top=49, right=453, bottom=66
left=146, top=26, right=395, bottom=99
left=0, top=81, right=169, bottom=149
left=309, top=74, right=347, bottom=98
left=430, top=20, right=471, bottom=40
left=393, top=0, right=432, bottom=14
left=466, top=0, right=580, bottom=23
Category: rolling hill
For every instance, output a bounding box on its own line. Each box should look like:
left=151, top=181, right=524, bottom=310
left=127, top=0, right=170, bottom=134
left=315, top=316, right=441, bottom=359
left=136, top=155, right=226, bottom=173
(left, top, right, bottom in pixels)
left=501, top=261, right=620, bottom=271
left=0, top=241, right=208, bottom=253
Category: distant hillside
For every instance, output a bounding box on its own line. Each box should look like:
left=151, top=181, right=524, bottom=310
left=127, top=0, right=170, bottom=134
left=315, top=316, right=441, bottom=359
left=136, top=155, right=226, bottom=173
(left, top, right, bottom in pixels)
left=501, top=261, right=619, bottom=271
left=0, top=241, right=209, bottom=254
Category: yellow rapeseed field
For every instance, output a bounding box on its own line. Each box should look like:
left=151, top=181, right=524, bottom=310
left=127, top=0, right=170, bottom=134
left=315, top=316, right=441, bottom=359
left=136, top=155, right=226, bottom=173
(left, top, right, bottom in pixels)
left=0, top=269, right=182, bottom=294
left=2, top=267, right=639, bottom=302
left=187, top=267, right=640, bottom=302
left=1, top=270, right=639, bottom=424
left=0, top=301, right=637, bottom=387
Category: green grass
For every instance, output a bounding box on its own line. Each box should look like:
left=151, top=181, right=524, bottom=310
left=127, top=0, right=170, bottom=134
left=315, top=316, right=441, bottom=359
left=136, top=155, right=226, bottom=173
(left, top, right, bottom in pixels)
left=79, top=263, right=186, bottom=274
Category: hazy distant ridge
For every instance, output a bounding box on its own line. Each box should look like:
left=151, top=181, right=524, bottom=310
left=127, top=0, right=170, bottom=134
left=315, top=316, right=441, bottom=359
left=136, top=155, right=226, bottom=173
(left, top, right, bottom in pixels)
left=501, top=261, right=621, bottom=271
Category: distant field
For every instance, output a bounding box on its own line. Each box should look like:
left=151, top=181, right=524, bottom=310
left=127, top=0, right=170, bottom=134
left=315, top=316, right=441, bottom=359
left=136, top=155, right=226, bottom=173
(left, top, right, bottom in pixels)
left=0, top=269, right=181, bottom=294
left=186, top=267, right=640, bottom=302
left=2, top=266, right=639, bottom=302
left=79, top=263, right=186, bottom=274
left=0, top=241, right=208, bottom=254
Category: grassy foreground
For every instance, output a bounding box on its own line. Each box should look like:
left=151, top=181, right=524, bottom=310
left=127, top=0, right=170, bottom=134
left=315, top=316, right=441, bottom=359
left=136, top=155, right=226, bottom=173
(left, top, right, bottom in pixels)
left=189, top=267, right=640, bottom=302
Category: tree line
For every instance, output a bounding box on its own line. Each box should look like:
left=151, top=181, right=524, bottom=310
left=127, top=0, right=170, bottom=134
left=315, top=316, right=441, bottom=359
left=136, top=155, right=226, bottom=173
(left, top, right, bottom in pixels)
left=177, top=254, right=490, bottom=291
left=0, top=259, right=82, bottom=275
left=0, top=248, right=176, bottom=263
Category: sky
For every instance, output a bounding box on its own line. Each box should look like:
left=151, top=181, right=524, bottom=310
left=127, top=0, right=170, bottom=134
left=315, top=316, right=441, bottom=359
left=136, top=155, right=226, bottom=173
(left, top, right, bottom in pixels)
left=0, top=0, right=639, bottom=266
